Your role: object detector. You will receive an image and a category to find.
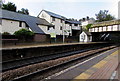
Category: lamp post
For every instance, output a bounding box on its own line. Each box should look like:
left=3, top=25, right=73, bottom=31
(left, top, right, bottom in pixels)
left=63, top=30, right=65, bottom=43
left=62, top=21, right=66, bottom=43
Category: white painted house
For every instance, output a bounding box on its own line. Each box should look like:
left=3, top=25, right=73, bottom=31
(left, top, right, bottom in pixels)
left=38, top=10, right=67, bottom=35
left=38, top=10, right=81, bottom=36
left=1, top=9, right=53, bottom=35
left=1, top=9, right=82, bottom=42
left=79, top=31, right=92, bottom=42
left=1, top=9, right=55, bottom=42
left=2, top=19, right=30, bottom=34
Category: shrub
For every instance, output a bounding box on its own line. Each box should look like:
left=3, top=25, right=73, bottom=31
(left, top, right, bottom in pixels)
left=14, top=29, right=34, bottom=41
left=2, top=32, right=11, bottom=35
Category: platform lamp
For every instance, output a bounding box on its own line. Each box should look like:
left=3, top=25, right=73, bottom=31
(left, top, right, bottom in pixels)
left=62, top=20, right=66, bottom=43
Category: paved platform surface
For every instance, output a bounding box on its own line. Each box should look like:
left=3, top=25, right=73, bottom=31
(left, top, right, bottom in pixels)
left=45, top=47, right=119, bottom=81
left=2, top=42, right=103, bottom=50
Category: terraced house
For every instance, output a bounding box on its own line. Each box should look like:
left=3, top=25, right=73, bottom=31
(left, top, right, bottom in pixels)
left=1, top=9, right=53, bottom=42
left=1, top=9, right=81, bottom=42
left=38, top=10, right=81, bottom=36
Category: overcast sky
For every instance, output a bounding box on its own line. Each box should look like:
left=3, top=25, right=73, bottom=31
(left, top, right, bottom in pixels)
left=3, top=0, right=119, bottom=20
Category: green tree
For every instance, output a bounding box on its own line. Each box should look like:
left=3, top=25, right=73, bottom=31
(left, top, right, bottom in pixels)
left=86, top=24, right=92, bottom=31
left=2, top=2, right=17, bottom=12
left=18, top=8, right=29, bottom=15
left=95, top=10, right=115, bottom=22
left=14, top=29, right=34, bottom=41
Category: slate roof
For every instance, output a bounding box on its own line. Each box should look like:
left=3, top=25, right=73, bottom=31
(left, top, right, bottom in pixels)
left=43, top=10, right=67, bottom=20
left=1, top=9, right=53, bottom=34
left=43, top=10, right=81, bottom=24
left=65, top=20, right=81, bottom=24
left=84, top=31, right=92, bottom=36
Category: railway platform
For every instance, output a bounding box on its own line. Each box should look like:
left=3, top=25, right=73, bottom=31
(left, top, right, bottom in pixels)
left=2, top=42, right=105, bottom=50
left=45, top=47, right=120, bottom=81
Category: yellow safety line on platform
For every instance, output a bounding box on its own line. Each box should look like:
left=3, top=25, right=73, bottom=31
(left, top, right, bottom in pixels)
left=93, top=60, right=107, bottom=69
left=73, top=49, right=119, bottom=81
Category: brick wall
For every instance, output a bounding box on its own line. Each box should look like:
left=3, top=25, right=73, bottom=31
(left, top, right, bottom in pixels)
left=34, top=34, right=50, bottom=42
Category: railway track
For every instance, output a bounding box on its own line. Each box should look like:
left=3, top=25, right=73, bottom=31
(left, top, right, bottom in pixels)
left=2, top=45, right=117, bottom=81
left=2, top=45, right=109, bottom=72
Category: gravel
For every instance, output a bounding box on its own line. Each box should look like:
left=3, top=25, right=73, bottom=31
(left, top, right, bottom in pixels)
left=2, top=46, right=115, bottom=81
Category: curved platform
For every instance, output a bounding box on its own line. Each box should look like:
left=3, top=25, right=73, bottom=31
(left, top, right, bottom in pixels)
left=45, top=47, right=119, bottom=81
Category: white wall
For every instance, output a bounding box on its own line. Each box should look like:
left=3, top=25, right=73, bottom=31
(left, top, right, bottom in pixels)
left=95, top=27, right=98, bottom=32
left=99, top=27, right=102, bottom=32
left=89, top=29, right=92, bottom=32
left=39, top=11, right=51, bottom=23
left=39, top=11, right=65, bottom=35
left=119, top=25, right=120, bottom=31
left=64, top=23, right=72, bottom=36
left=81, top=19, right=95, bottom=26
left=107, top=26, right=112, bottom=31
left=89, top=24, right=120, bottom=32
left=38, top=10, right=81, bottom=36
left=113, top=25, right=118, bottom=31
left=38, top=25, right=49, bottom=34
left=72, top=24, right=81, bottom=30
left=92, top=28, right=95, bottom=32
left=79, top=32, right=92, bottom=42
left=103, top=26, right=107, bottom=31
left=81, top=21, right=88, bottom=26
left=2, top=19, right=28, bottom=34
left=51, top=18, right=63, bottom=35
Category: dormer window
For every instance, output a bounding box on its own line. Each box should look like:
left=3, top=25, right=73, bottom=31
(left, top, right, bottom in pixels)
left=52, top=17, right=55, bottom=21
left=74, top=24, right=78, bottom=26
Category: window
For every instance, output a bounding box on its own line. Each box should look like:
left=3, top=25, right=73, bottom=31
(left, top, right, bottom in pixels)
left=19, top=21, right=22, bottom=27
left=42, top=14, right=44, bottom=17
left=48, top=26, right=55, bottom=30
left=53, top=26, right=55, bottom=29
left=25, top=23, right=29, bottom=27
left=69, top=24, right=72, bottom=26
left=47, top=26, right=50, bottom=30
left=52, top=17, right=55, bottom=21
left=74, top=24, right=78, bottom=26
left=60, top=26, right=62, bottom=30
left=25, top=23, right=29, bottom=30
left=61, top=20, right=62, bottom=23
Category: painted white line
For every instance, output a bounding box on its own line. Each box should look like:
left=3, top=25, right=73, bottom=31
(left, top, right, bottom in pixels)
left=45, top=48, right=117, bottom=79
left=110, top=71, right=117, bottom=81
